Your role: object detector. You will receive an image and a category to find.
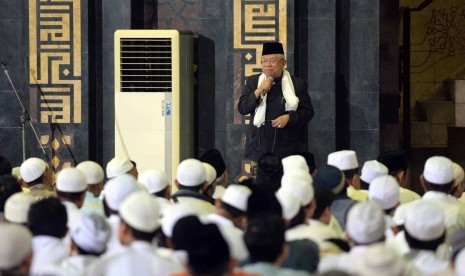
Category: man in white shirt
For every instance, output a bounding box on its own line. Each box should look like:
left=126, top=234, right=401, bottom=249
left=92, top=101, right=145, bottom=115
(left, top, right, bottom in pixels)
left=102, top=174, right=139, bottom=256
left=138, top=168, right=171, bottom=215
left=28, top=197, right=68, bottom=275
left=403, top=201, right=453, bottom=275
left=77, top=161, right=105, bottom=216
left=318, top=202, right=386, bottom=274
left=41, top=213, right=111, bottom=276
left=170, top=159, right=215, bottom=215
left=395, top=156, right=465, bottom=237
left=0, top=224, right=33, bottom=275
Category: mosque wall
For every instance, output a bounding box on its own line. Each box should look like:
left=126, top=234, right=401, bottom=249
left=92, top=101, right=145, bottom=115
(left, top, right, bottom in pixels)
left=0, top=0, right=395, bottom=183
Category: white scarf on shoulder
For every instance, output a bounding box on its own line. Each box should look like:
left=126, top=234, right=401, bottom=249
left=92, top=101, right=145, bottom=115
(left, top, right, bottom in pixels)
left=253, top=69, right=299, bottom=127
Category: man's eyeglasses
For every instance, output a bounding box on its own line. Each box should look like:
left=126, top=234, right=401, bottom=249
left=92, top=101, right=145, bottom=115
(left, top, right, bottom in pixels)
left=260, top=58, right=282, bottom=65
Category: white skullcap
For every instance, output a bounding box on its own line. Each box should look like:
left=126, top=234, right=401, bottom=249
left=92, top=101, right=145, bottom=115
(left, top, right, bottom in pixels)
left=355, top=243, right=405, bottom=276
left=405, top=201, right=445, bottom=241
left=276, top=188, right=301, bottom=220
left=106, top=156, right=134, bottom=178
left=176, top=158, right=206, bottom=187
left=453, top=162, right=465, bottom=186
left=138, top=169, right=168, bottom=194
left=361, top=160, right=388, bottom=183
left=11, top=167, right=21, bottom=181
left=455, top=248, right=465, bottom=276
left=423, top=156, right=454, bottom=185
left=162, top=203, right=197, bottom=237
left=369, top=175, right=400, bottom=210
left=203, top=162, right=217, bottom=186
left=281, top=169, right=314, bottom=206
left=212, top=185, right=226, bottom=199
left=281, top=155, right=309, bottom=174
left=56, top=167, right=88, bottom=192
left=0, top=224, right=32, bottom=270
left=19, top=157, right=47, bottom=183
left=327, top=150, right=359, bottom=171
left=76, top=161, right=104, bottom=184
left=71, top=213, right=111, bottom=254
left=221, top=184, right=252, bottom=212
left=346, top=202, right=385, bottom=244
left=103, top=174, right=139, bottom=210
left=120, top=190, right=160, bottom=232
left=4, top=192, right=35, bottom=224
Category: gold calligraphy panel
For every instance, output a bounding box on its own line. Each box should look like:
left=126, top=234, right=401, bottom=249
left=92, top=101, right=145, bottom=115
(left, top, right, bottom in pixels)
left=29, top=0, right=81, bottom=171
left=29, top=0, right=81, bottom=124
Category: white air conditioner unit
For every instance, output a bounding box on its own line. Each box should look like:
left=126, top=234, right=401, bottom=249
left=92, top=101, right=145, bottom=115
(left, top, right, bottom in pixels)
left=114, top=30, right=193, bottom=184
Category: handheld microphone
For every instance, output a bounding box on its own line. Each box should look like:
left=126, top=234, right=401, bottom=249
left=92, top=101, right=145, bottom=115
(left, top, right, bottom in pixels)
left=261, top=76, right=274, bottom=97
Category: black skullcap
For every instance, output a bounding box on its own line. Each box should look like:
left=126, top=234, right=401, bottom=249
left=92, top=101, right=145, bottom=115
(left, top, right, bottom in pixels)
left=172, top=216, right=229, bottom=271
left=377, top=150, right=407, bottom=172
left=257, top=152, right=283, bottom=177
left=200, top=149, right=226, bottom=177
left=262, top=42, right=284, bottom=56
left=255, top=152, right=283, bottom=193
left=313, top=165, right=345, bottom=195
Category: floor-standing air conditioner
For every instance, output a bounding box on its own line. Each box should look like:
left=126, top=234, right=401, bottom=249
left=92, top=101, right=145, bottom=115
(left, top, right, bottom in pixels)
left=114, top=30, right=193, bottom=184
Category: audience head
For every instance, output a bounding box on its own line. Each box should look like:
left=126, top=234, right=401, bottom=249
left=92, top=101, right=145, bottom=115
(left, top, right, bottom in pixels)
left=172, top=215, right=230, bottom=275
left=0, top=224, right=33, bottom=275
left=244, top=214, right=286, bottom=264
left=106, top=156, right=134, bottom=179
left=4, top=192, right=35, bottom=224
left=421, top=156, right=454, bottom=193
left=314, top=165, right=346, bottom=195
left=346, top=202, right=385, bottom=245
left=199, top=149, right=227, bottom=182
left=360, top=160, right=388, bottom=190
left=0, top=175, right=22, bottom=213
left=28, top=197, right=68, bottom=238
left=281, top=155, right=309, bottom=174
left=56, top=167, right=88, bottom=207
left=404, top=201, right=445, bottom=251
left=103, top=174, right=139, bottom=213
left=20, top=157, right=51, bottom=186
left=119, top=190, right=160, bottom=243
left=138, top=169, right=169, bottom=197
left=175, top=158, right=207, bottom=191
left=368, top=175, right=400, bottom=212
left=255, top=152, right=283, bottom=193
left=71, top=213, right=111, bottom=256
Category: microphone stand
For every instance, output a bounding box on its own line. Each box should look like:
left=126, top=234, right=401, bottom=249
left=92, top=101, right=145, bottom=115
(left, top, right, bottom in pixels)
left=1, top=61, right=54, bottom=172
left=29, top=69, right=78, bottom=167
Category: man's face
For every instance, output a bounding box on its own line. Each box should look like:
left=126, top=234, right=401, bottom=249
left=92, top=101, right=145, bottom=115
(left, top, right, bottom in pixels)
left=261, top=54, right=286, bottom=78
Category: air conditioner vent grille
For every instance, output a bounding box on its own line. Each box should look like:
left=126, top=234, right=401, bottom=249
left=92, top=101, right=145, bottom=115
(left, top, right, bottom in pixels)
left=119, top=38, right=172, bottom=93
